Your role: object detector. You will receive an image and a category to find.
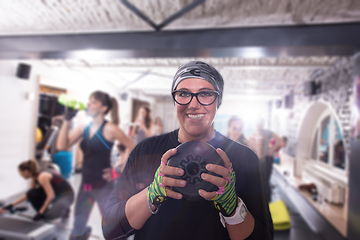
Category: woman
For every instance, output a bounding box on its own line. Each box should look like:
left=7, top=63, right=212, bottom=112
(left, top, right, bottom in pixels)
left=57, top=91, right=135, bottom=240
left=103, top=61, right=273, bottom=240
left=131, top=105, right=153, bottom=143
left=0, top=160, right=74, bottom=221
left=152, top=116, right=163, bottom=136
left=227, top=115, right=247, bottom=146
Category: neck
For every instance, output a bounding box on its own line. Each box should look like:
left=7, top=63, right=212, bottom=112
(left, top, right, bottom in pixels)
left=178, top=127, right=215, bottom=143
left=92, top=114, right=105, bottom=126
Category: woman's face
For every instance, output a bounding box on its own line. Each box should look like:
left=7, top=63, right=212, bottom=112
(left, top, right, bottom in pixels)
left=139, top=108, right=147, bottom=119
left=175, top=78, right=218, bottom=139
left=19, top=169, right=30, bottom=179
left=229, top=120, right=243, bottom=135
left=86, top=96, right=106, bottom=117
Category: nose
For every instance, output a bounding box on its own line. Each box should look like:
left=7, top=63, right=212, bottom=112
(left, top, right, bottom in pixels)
left=188, top=95, right=201, bottom=109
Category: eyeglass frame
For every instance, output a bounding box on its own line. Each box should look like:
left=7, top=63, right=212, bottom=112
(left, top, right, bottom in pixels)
left=171, top=90, right=219, bottom=106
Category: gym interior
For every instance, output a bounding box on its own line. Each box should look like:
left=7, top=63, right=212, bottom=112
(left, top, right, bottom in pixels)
left=0, top=1, right=360, bottom=240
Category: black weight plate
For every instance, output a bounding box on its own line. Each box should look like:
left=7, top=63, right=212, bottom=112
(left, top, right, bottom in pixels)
left=167, top=141, right=224, bottom=201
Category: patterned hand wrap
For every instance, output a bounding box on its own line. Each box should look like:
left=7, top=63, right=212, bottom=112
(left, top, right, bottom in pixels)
left=211, top=164, right=237, bottom=217
left=146, top=162, right=167, bottom=207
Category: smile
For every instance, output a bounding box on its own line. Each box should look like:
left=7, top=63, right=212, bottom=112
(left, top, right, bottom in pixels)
left=187, top=114, right=204, bottom=120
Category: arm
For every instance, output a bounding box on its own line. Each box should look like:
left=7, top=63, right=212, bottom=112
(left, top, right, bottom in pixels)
left=37, top=172, right=55, bottom=215
left=0, top=194, right=27, bottom=214
left=198, top=148, right=255, bottom=240
left=106, top=123, right=135, bottom=152
left=102, top=147, right=185, bottom=239
left=56, top=120, right=84, bottom=151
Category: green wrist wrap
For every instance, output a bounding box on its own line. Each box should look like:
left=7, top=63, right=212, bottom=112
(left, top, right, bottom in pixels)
left=211, top=164, right=237, bottom=217
left=147, top=164, right=167, bottom=207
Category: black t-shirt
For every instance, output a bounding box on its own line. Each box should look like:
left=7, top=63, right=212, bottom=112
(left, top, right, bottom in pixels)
left=80, top=120, right=114, bottom=188
left=103, top=129, right=273, bottom=240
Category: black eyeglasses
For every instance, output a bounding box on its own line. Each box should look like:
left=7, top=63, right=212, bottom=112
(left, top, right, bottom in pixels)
left=172, top=90, right=219, bottom=106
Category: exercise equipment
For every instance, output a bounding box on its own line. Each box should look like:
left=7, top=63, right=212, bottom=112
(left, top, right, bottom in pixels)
left=167, top=141, right=223, bottom=201
left=0, top=207, right=56, bottom=240
left=269, top=200, right=291, bottom=231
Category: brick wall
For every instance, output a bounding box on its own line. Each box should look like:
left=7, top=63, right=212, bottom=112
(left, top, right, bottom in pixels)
left=277, top=57, right=353, bottom=158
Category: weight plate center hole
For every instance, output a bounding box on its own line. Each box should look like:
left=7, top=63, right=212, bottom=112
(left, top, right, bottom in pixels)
left=186, top=162, right=200, bottom=176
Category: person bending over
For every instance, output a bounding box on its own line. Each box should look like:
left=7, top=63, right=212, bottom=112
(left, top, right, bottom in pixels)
left=102, top=61, right=273, bottom=240
left=0, top=159, right=74, bottom=221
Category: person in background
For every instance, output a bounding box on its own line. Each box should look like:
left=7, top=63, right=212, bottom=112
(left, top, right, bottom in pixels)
left=102, top=61, right=273, bottom=240
left=227, top=115, right=247, bottom=146
left=57, top=91, right=135, bottom=240
left=0, top=160, right=74, bottom=222
left=152, top=116, right=163, bottom=136
left=131, top=105, right=153, bottom=143
left=248, top=117, right=284, bottom=202
left=269, top=136, right=288, bottom=164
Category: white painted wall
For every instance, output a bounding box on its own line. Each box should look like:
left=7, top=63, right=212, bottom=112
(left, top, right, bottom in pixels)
left=0, top=60, right=38, bottom=199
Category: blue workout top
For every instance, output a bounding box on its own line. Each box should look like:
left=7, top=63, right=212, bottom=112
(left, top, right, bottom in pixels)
left=80, top=120, right=114, bottom=188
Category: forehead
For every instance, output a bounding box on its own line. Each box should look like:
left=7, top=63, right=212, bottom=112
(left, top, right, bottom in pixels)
left=176, top=78, right=215, bottom=91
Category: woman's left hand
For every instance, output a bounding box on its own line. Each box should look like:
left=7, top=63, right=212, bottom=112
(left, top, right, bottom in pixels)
left=198, top=148, right=237, bottom=217
left=102, top=168, right=120, bottom=182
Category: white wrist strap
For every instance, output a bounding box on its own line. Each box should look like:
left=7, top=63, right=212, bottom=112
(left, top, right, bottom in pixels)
left=219, top=197, right=248, bottom=227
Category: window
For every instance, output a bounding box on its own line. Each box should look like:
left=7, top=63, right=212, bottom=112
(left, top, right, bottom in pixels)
left=311, top=111, right=345, bottom=170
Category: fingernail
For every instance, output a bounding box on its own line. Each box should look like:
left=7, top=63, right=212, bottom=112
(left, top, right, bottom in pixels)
left=201, top=173, right=206, bottom=179
left=180, top=181, right=186, bottom=186
left=206, top=164, right=212, bottom=170
left=178, top=169, right=184, bottom=175
left=177, top=194, right=182, bottom=199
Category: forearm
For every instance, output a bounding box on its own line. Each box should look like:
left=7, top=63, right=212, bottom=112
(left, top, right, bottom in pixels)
left=39, top=196, right=54, bottom=214
left=56, top=121, right=70, bottom=150
left=11, top=194, right=27, bottom=206
left=227, top=211, right=255, bottom=240
left=125, top=187, right=152, bottom=229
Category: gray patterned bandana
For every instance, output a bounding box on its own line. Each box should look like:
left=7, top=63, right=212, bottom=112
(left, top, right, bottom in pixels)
left=171, top=61, right=224, bottom=107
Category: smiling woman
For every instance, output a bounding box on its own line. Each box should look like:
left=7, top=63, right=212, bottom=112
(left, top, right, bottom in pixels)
left=103, top=61, right=273, bottom=240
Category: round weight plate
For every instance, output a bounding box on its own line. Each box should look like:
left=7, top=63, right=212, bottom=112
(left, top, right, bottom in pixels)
left=167, top=141, right=224, bottom=201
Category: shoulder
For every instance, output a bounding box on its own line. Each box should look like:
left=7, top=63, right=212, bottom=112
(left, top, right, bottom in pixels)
left=129, top=130, right=178, bottom=159
left=103, top=122, right=123, bottom=135
left=214, top=134, right=259, bottom=164
left=37, top=172, right=52, bottom=183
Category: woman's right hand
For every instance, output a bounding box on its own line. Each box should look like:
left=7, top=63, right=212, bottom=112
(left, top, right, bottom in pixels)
left=146, top=148, right=187, bottom=206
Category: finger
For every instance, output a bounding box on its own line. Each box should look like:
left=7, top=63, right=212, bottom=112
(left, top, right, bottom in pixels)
left=198, top=189, right=216, bottom=200
left=161, top=148, right=177, bottom=165
left=164, top=187, right=183, bottom=200
left=201, top=173, right=227, bottom=188
left=205, top=164, right=230, bottom=178
left=160, top=165, right=184, bottom=177
left=216, top=148, right=231, bottom=168
left=161, top=176, right=186, bottom=188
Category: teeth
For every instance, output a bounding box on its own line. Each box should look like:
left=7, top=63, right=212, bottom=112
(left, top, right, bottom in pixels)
left=187, top=114, right=204, bottom=120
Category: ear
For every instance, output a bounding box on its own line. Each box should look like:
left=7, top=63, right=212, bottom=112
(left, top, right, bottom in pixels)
left=101, top=105, right=108, bottom=114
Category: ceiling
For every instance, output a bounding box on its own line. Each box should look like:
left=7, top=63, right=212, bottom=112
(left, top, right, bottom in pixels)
left=1, top=0, right=360, bottom=35
left=1, top=0, right=360, bottom=101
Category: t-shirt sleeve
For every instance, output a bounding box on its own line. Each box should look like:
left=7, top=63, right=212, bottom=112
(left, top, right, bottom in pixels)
left=102, top=142, right=154, bottom=240
left=234, top=147, right=274, bottom=239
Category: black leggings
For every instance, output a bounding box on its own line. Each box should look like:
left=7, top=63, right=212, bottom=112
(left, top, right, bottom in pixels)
left=27, top=188, right=74, bottom=220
